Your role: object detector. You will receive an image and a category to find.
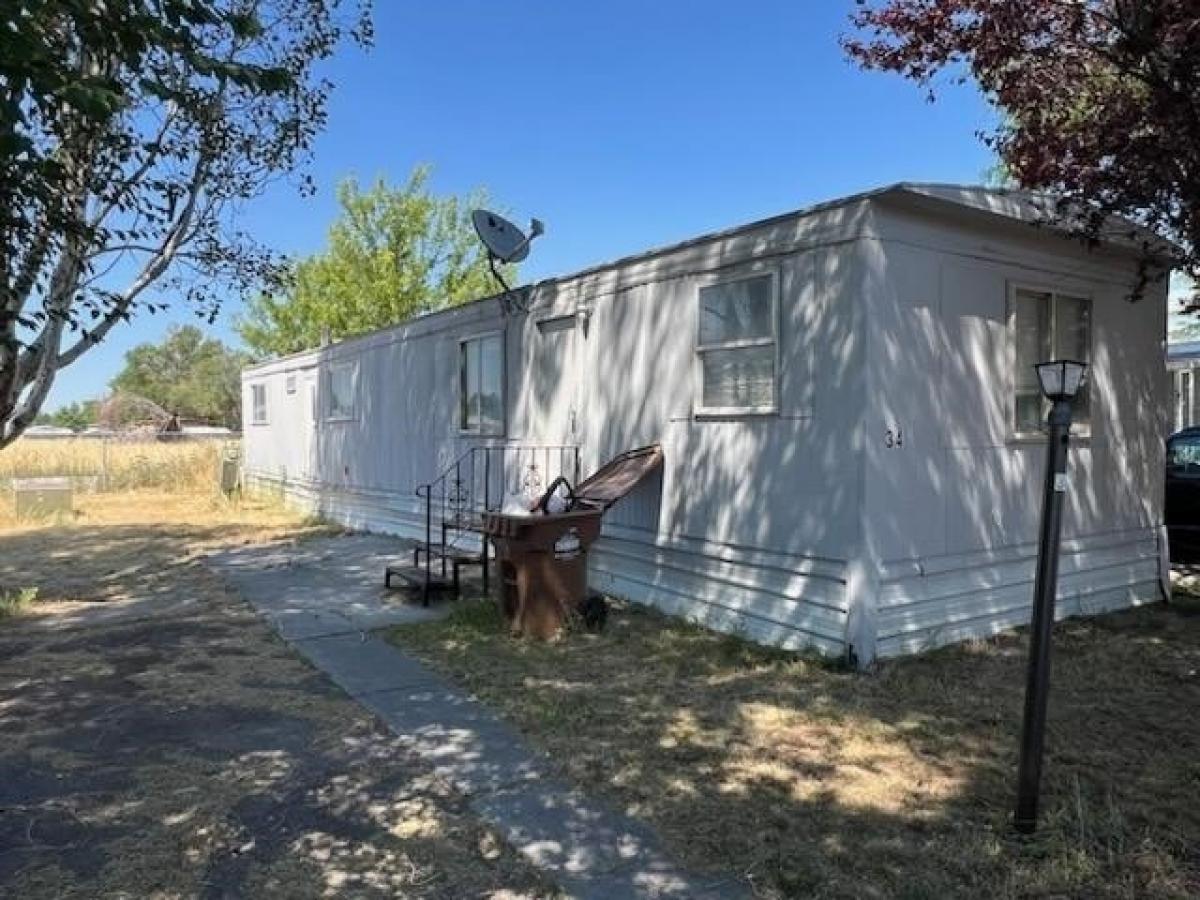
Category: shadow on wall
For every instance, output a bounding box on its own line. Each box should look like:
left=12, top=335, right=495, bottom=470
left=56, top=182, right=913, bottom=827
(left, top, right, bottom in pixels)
left=857, top=216, right=1168, bottom=657
left=292, top=204, right=1164, bottom=656
left=579, top=212, right=865, bottom=562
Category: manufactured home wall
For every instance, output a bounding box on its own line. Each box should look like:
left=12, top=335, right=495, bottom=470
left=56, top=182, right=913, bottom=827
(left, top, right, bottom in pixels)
left=861, top=201, right=1168, bottom=657
left=243, top=299, right=510, bottom=530
left=243, top=202, right=877, bottom=655
left=511, top=220, right=874, bottom=653
left=243, top=191, right=1170, bottom=663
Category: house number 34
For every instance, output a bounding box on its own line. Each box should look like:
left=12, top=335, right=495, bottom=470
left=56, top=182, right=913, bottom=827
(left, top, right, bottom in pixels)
left=884, top=426, right=904, bottom=449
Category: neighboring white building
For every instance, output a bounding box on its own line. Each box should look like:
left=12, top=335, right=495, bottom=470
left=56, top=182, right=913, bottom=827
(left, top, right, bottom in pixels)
left=23, top=425, right=76, bottom=439
left=241, top=183, right=1171, bottom=664
left=1168, top=340, right=1200, bottom=432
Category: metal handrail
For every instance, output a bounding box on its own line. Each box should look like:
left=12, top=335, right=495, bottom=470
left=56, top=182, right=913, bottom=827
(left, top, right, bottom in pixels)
left=413, top=444, right=580, bottom=594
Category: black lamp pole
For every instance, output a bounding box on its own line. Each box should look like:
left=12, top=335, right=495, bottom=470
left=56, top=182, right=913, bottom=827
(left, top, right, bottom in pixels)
left=1014, top=372, right=1081, bottom=834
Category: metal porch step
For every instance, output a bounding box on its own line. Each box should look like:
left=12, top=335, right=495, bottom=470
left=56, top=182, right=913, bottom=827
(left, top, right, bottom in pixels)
left=384, top=563, right=456, bottom=597
left=414, top=541, right=487, bottom=566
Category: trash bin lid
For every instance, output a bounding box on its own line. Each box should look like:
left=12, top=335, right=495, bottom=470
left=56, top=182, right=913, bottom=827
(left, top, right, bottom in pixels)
left=573, top=444, right=663, bottom=510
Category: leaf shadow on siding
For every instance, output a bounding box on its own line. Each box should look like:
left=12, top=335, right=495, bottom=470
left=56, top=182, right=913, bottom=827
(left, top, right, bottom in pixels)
left=875, top=237, right=1167, bottom=653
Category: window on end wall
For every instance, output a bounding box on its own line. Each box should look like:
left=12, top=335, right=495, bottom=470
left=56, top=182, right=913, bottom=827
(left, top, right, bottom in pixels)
left=1012, top=287, right=1092, bottom=435
left=460, top=333, right=504, bottom=434
left=696, top=272, right=778, bottom=414
left=250, top=383, right=268, bottom=425
left=326, top=361, right=357, bottom=421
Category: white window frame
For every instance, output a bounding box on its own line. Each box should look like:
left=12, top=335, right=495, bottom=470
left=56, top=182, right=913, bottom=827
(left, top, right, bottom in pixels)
left=458, top=330, right=506, bottom=436
left=285, top=373, right=297, bottom=395
left=249, top=383, right=268, bottom=426
left=1007, top=282, right=1093, bottom=440
left=695, top=269, right=781, bottom=417
left=1176, top=369, right=1194, bottom=432
left=324, top=359, right=358, bottom=423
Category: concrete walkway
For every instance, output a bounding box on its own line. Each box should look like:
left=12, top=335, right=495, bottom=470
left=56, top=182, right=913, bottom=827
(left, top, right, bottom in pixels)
left=209, top=534, right=747, bottom=900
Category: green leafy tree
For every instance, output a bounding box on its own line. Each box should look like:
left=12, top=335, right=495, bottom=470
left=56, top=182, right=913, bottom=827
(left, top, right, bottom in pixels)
left=34, top=399, right=97, bottom=430
left=110, top=325, right=251, bottom=427
left=0, top=1, right=371, bottom=448
left=237, top=167, right=512, bottom=356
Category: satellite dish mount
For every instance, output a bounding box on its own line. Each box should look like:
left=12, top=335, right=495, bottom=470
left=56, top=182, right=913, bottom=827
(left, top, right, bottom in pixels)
left=472, top=209, right=544, bottom=315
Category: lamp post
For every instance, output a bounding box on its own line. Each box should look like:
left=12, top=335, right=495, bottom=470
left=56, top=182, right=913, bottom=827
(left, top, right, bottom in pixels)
left=1014, top=359, right=1089, bottom=835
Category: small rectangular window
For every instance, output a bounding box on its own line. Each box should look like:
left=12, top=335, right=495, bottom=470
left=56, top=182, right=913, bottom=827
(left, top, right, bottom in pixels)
left=1178, top=370, right=1193, bottom=431
left=250, top=384, right=268, bottom=425
left=285, top=373, right=297, bottom=395
left=326, top=362, right=356, bottom=421
left=459, top=333, right=504, bottom=434
left=696, top=272, right=778, bottom=414
left=1012, top=287, right=1091, bottom=435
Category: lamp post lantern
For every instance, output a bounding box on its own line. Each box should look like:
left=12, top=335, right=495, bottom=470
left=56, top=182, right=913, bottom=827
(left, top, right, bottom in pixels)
left=1014, top=359, right=1088, bottom=834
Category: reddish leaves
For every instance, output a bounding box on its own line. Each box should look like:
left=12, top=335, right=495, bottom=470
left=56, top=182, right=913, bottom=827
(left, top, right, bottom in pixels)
left=846, top=1, right=1200, bottom=304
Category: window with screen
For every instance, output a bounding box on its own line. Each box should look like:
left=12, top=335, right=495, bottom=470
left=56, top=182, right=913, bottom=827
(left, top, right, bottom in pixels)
left=1012, top=287, right=1091, bottom=435
left=326, top=361, right=356, bottom=421
left=460, top=333, right=504, bottom=433
left=696, top=272, right=778, bottom=414
left=250, top=383, right=268, bottom=425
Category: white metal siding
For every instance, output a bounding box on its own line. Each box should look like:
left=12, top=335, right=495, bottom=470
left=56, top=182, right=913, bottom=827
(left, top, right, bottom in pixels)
left=241, top=190, right=1167, bottom=662
left=861, top=203, right=1168, bottom=659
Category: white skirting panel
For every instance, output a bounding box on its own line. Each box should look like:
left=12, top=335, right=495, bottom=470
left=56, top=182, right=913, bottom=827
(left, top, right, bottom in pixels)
left=245, top=470, right=429, bottom=540
left=245, top=473, right=1161, bottom=662
left=875, top=526, right=1164, bottom=658
left=246, top=471, right=851, bottom=658
left=589, top=526, right=850, bottom=658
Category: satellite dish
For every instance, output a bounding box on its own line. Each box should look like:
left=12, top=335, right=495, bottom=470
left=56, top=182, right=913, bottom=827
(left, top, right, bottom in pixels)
left=471, top=209, right=545, bottom=314
left=473, top=210, right=539, bottom=263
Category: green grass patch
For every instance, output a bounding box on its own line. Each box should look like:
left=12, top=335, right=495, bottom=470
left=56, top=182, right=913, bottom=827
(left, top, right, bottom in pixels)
left=0, top=587, right=39, bottom=619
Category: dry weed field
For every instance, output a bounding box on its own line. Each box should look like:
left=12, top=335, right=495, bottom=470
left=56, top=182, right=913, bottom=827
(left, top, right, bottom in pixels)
left=0, top=436, right=230, bottom=493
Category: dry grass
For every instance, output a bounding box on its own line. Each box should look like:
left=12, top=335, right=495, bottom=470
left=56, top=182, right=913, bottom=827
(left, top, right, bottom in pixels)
left=0, top=491, right=558, bottom=898
left=0, top=488, right=314, bottom=606
left=0, top=436, right=229, bottom=491
left=391, top=594, right=1200, bottom=899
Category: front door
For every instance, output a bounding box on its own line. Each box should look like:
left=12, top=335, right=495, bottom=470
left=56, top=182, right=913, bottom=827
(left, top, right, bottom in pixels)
left=532, top=313, right=584, bottom=465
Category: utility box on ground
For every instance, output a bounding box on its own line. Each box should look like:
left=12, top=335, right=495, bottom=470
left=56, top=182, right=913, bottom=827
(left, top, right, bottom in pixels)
left=219, top=445, right=242, bottom=494
left=12, top=476, right=74, bottom=518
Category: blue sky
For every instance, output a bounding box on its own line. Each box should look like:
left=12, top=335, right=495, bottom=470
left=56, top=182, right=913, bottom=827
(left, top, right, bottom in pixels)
left=47, top=0, right=1001, bottom=410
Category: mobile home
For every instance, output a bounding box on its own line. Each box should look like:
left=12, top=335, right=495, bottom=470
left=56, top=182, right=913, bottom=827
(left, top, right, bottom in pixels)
left=241, top=184, right=1170, bottom=664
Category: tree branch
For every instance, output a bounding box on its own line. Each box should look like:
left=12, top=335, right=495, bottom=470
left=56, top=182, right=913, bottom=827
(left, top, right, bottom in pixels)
left=56, top=155, right=209, bottom=370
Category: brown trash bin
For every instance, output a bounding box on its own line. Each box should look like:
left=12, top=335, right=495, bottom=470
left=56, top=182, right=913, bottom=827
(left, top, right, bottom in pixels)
left=483, top=508, right=604, bottom=639
left=482, top=444, right=663, bottom=640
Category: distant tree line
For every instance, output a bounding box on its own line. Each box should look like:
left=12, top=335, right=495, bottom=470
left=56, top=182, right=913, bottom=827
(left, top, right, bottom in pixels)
left=35, top=399, right=97, bottom=430
left=37, top=325, right=251, bottom=430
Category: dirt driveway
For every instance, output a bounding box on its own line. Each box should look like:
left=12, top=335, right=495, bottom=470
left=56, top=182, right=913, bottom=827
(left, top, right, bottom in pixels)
left=0, top=493, right=556, bottom=899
